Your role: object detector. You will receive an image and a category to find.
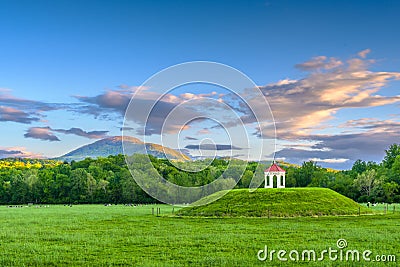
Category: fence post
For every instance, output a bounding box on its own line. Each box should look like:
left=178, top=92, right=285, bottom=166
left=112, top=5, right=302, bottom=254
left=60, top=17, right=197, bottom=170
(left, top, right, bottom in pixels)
left=358, top=207, right=360, bottom=216
left=152, top=207, right=154, bottom=215
left=394, top=205, right=396, bottom=214
left=384, top=205, right=387, bottom=215
left=172, top=207, right=174, bottom=214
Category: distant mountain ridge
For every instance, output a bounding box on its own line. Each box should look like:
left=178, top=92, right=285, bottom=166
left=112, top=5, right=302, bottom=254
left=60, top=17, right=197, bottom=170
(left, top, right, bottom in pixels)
left=56, top=136, right=190, bottom=162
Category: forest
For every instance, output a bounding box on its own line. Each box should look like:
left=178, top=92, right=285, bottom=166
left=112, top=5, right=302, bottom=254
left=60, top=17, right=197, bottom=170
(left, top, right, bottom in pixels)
left=0, top=144, right=399, bottom=204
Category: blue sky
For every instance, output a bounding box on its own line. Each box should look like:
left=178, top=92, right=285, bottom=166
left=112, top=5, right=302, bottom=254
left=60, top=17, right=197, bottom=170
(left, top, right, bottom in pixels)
left=1, top=0, right=399, bottom=169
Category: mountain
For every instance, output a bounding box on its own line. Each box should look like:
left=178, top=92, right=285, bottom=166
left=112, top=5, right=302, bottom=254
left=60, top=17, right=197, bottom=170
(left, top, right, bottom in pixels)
left=56, top=136, right=190, bottom=162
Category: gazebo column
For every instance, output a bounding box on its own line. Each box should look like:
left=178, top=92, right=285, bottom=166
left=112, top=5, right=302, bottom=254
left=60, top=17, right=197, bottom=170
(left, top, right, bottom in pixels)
left=264, top=173, right=273, bottom=188
left=277, top=174, right=286, bottom=188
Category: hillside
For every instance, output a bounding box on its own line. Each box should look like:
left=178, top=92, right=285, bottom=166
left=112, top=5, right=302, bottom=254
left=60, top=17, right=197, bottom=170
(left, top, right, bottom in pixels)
left=177, top=188, right=372, bottom=217
left=57, top=136, right=190, bottom=162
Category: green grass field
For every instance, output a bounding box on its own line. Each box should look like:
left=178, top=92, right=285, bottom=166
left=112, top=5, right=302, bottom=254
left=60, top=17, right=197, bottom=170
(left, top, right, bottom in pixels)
left=0, top=204, right=399, bottom=266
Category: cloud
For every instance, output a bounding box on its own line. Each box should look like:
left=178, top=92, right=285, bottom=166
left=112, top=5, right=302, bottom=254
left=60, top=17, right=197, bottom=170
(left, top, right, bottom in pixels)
left=24, top=127, right=60, bottom=141
left=184, top=136, right=199, bottom=140
left=358, top=49, right=371, bottom=58
left=133, top=99, right=199, bottom=136
left=120, top=126, right=134, bottom=131
left=0, top=90, right=65, bottom=124
left=0, top=106, right=40, bottom=124
left=53, top=128, right=108, bottom=139
left=185, top=144, right=243, bottom=150
left=197, top=128, right=211, bottom=135
left=252, top=51, right=400, bottom=140
left=241, top=51, right=400, bottom=166
left=76, top=90, right=131, bottom=112
left=179, top=91, right=220, bottom=100
left=24, top=126, right=108, bottom=141
left=339, top=118, right=400, bottom=133
left=308, top=158, right=349, bottom=164
left=76, top=88, right=224, bottom=136
left=0, top=149, right=20, bottom=155
left=74, top=87, right=162, bottom=117
left=0, top=90, right=56, bottom=111
left=295, top=56, right=343, bottom=71
left=276, top=129, right=400, bottom=168
left=0, top=147, right=43, bottom=159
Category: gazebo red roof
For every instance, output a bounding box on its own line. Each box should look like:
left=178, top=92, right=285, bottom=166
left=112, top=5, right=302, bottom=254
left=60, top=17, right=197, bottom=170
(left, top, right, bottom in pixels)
left=265, top=163, right=285, bottom=173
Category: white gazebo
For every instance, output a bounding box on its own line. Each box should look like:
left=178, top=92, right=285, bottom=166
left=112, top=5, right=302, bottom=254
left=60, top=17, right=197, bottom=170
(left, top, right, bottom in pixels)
left=264, top=162, right=286, bottom=188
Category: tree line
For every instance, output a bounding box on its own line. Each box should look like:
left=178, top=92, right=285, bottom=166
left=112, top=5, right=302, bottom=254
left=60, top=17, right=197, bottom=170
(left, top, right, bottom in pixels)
left=0, top=144, right=399, bottom=204
left=284, top=144, right=400, bottom=203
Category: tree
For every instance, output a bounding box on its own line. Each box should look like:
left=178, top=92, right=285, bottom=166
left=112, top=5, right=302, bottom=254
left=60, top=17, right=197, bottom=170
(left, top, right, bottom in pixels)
left=70, top=168, right=89, bottom=203
left=53, top=173, right=71, bottom=203
left=308, top=169, right=330, bottom=187
left=296, top=161, right=318, bottom=187
left=328, top=172, right=358, bottom=200
left=389, top=155, right=400, bottom=184
left=285, top=167, right=297, bottom=187
left=382, top=182, right=399, bottom=203
left=38, top=168, right=55, bottom=203
left=23, top=169, right=40, bottom=203
left=120, top=169, right=138, bottom=203
left=351, top=160, right=367, bottom=176
left=97, top=179, right=110, bottom=201
left=222, top=164, right=246, bottom=182
left=86, top=173, right=97, bottom=202
left=383, top=144, right=400, bottom=169
left=10, top=173, right=29, bottom=204
left=354, top=169, right=378, bottom=197
left=1, top=180, right=12, bottom=203
left=240, top=170, right=253, bottom=188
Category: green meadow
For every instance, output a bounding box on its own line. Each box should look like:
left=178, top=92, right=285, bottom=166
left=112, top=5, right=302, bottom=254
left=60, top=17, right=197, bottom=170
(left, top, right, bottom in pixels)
left=0, top=204, right=398, bottom=266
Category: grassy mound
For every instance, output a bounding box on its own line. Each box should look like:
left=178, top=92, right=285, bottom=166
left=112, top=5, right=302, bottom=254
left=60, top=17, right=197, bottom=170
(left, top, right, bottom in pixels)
left=177, top=188, right=372, bottom=217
